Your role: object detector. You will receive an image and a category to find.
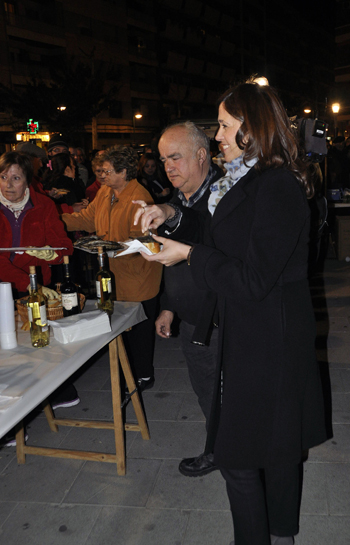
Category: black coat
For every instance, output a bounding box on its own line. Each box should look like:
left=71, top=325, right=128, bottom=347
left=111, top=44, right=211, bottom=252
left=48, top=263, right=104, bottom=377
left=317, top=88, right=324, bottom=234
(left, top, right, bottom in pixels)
left=190, top=167, right=327, bottom=469
left=158, top=164, right=223, bottom=326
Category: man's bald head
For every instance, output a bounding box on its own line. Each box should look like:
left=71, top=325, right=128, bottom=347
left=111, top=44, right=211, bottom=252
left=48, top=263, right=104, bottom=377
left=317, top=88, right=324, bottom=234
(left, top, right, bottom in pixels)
left=159, top=122, right=210, bottom=199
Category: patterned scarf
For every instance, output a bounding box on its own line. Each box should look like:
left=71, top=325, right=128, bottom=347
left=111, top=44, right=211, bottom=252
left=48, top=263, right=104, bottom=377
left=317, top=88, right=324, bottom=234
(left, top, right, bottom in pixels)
left=208, top=156, right=258, bottom=216
left=0, top=188, right=30, bottom=219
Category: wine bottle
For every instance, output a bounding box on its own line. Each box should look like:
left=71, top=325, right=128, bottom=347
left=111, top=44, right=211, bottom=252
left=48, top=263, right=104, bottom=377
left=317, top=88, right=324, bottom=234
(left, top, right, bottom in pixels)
left=61, top=256, right=80, bottom=317
left=95, top=246, right=114, bottom=316
left=27, top=266, right=50, bottom=348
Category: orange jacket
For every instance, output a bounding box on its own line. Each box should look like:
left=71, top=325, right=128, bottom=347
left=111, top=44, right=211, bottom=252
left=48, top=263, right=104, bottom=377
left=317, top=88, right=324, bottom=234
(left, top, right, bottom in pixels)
left=62, top=179, right=162, bottom=302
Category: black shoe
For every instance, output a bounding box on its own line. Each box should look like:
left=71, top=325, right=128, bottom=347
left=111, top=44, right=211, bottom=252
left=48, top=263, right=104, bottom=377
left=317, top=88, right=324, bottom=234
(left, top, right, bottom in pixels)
left=137, top=376, right=155, bottom=392
left=178, top=452, right=218, bottom=477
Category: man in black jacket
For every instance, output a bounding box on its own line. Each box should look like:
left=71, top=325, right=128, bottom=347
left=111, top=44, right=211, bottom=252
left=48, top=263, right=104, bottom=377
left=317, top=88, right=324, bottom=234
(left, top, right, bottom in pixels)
left=155, top=121, right=223, bottom=477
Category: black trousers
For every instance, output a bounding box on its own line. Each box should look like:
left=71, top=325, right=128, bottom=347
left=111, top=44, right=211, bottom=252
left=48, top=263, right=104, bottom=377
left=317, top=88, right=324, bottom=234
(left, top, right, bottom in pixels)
left=180, top=321, right=218, bottom=427
left=122, top=295, right=158, bottom=380
left=220, top=463, right=301, bottom=545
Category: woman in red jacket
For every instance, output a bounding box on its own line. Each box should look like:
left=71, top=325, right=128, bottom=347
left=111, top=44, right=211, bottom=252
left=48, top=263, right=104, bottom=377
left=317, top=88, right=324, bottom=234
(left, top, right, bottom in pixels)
left=0, top=151, right=73, bottom=296
left=0, top=151, right=78, bottom=438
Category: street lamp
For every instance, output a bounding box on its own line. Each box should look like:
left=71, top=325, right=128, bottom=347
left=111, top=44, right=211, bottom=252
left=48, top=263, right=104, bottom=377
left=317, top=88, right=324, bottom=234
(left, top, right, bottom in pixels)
left=332, top=103, right=340, bottom=137
left=132, top=112, right=143, bottom=141
left=304, top=108, right=312, bottom=115
left=253, top=76, right=269, bottom=86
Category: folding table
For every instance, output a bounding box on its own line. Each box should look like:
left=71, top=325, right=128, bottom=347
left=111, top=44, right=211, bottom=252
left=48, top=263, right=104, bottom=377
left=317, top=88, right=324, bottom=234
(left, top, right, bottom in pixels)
left=0, top=301, right=149, bottom=475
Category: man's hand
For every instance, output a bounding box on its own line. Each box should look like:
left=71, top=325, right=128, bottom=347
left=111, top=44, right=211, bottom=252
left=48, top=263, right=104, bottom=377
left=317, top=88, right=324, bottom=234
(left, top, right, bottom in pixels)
left=133, top=200, right=175, bottom=232
left=155, top=310, right=174, bottom=338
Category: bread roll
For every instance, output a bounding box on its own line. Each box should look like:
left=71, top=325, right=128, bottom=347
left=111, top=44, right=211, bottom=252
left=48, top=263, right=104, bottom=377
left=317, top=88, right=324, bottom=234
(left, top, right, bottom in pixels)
left=138, top=235, right=160, bottom=254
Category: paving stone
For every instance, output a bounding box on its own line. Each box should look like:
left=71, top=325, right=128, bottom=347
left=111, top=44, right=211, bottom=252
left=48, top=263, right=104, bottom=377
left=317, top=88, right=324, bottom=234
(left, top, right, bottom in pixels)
left=308, top=425, right=350, bottom=463
left=128, top=420, right=207, bottom=459
left=0, top=503, right=101, bottom=545
left=331, top=393, right=350, bottom=424
left=84, top=505, right=189, bottom=545
left=147, top=459, right=229, bottom=511
left=325, top=462, right=350, bottom=515
left=0, top=456, right=84, bottom=503
left=64, top=458, right=162, bottom=507
left=300, top=462, right=328, bottom=515
left=183, top=510, right=233, bottom=545
left=0, top=501, right=17, bottom=527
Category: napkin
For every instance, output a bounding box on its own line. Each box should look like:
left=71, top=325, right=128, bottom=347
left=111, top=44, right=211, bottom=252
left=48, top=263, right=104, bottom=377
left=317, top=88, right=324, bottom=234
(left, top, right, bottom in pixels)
left=48, top=310, right=111, bottom=344
left=113, top=239, right=156, bottom=257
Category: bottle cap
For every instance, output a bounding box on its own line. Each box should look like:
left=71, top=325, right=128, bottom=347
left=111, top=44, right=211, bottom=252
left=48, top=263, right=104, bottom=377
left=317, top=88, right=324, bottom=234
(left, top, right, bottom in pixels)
left=29, top=266, right=36, bottom=274
left=63, top=256, right=69, bottom=264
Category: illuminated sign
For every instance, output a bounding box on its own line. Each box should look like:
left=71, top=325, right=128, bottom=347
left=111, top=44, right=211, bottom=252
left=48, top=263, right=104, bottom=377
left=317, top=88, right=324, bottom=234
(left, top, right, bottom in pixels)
left=27, top=119, right=39, bottom=134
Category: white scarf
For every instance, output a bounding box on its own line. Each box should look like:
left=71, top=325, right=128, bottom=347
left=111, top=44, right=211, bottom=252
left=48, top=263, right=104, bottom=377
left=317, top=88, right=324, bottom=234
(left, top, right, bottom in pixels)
left=0, top=187, right=30, bottom=219
left=208, top=155, right=258, bottom=216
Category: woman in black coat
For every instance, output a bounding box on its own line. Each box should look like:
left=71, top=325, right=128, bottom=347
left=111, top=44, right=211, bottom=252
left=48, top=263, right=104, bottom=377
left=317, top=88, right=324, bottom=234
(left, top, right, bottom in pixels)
left=136, top=81, right=327, bottom=545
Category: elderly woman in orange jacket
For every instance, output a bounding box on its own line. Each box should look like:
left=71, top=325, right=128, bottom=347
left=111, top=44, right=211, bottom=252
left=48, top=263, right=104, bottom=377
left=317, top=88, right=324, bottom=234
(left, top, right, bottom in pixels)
left=62, top=146, right=162, bottom=390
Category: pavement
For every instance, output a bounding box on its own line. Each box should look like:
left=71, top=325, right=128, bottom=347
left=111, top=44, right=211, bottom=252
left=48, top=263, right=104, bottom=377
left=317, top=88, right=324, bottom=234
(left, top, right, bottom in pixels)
left=0, top=257, right=350, bottom=545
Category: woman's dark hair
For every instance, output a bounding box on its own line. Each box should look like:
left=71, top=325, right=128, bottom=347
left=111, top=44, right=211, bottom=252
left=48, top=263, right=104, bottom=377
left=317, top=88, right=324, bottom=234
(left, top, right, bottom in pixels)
left=219, top=82, right=313, bottom=198
left=137, top=153, right=158, bottom=178
left=42, top=152, right=73, bottom=188
left=0, top=151, right=33, bottom=185
left=103, top=146, right=138, bottom=181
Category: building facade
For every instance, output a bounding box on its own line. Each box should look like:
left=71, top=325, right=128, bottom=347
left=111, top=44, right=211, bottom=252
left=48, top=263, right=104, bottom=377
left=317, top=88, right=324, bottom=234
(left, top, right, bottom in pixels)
left=0, top=0, right=335, bottom=153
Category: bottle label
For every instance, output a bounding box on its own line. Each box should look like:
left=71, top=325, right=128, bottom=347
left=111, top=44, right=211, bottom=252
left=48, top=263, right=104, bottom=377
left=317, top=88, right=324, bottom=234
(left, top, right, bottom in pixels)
left=61, top=293, right=78, bottom=310
left=28, top=302, right=47, bottom=325
left=96, top=281, right=101, bottom=298
left=96, top=279, right=112, bottom=296
left=102, top=278, right=112, bottom=293
left=39, top=304, right=47, bottom=325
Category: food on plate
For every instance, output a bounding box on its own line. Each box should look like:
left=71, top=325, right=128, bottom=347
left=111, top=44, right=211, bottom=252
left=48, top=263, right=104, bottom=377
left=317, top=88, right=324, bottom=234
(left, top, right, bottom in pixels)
left=73, top=235, right=125, bottom=253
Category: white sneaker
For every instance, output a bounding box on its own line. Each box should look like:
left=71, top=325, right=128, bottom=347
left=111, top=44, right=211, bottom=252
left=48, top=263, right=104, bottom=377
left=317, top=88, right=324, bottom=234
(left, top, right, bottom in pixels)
left=1, top=433, right=29, bottom=447
left=51, top=397, right=80, bottom=410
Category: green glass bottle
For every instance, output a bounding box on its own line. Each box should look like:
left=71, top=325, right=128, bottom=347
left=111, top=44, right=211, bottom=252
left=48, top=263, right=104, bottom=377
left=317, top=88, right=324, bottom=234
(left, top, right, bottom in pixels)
left=95, top=246, right=114, bottom=316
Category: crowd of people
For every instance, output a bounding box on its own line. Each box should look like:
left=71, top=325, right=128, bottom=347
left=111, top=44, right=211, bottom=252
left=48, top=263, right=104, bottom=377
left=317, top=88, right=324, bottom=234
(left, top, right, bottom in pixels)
left=0, top=79, right=330, bottom=545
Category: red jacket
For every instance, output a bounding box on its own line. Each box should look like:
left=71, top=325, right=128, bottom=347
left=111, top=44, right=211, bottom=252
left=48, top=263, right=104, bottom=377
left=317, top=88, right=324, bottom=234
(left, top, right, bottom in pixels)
left=0, top=186, right=73, bottom=292
left=86, top=179, right=101, bottom=202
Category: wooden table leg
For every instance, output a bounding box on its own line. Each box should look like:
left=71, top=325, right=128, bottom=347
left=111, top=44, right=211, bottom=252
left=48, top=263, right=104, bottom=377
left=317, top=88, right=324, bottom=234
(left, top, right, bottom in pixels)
left=109, top=337, right=126, bottom=475
left=42, top=400, right=59, bottom=432
left=117, top=336, right=150, bottom=440
left=29, top=332, right=149, bottom=474
left=15, top=422, right=26, bottom=464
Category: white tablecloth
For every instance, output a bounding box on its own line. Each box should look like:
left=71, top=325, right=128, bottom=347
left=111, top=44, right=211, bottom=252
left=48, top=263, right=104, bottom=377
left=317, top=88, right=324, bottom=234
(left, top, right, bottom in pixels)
left=0, top=301, right=146, bottom=438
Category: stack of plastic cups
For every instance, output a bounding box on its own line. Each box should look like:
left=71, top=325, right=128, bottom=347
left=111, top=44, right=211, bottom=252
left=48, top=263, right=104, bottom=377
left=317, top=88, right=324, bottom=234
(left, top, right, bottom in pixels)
left=0, top=282, right=18, bottom=350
